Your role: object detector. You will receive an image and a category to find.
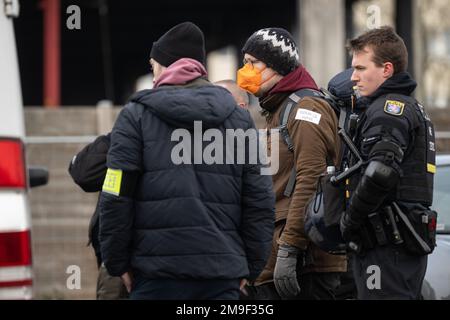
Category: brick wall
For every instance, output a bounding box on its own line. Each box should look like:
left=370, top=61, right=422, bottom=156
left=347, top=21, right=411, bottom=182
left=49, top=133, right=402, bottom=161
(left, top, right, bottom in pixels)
left=25, top=107, right=119, bottom=299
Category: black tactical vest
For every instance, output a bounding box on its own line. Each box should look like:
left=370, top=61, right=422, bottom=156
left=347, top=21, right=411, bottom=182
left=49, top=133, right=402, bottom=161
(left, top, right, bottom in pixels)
left=350, top=94, right=435, bottom=207
left=395, top=95, right=435, bottom=206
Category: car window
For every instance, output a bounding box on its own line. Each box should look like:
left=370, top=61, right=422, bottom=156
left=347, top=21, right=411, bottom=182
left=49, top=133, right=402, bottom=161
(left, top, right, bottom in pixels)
left=433, top=165, right=450, bottom=233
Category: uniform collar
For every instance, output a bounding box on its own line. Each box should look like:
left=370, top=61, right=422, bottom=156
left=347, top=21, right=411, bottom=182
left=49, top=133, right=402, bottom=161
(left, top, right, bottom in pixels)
left=367, top=72, right=417, bottom=103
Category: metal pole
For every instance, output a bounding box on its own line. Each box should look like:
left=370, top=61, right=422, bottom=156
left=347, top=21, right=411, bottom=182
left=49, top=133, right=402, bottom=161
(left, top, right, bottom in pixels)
left=344, top=0, right=355, bottom=67
left=42, top=0, right=61, bottom=107
left=98, top=0, right=115, bottom=102
left=396, top=0, right=414, bottom=78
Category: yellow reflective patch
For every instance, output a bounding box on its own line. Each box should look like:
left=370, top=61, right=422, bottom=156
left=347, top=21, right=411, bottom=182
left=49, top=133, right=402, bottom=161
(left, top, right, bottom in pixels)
left=384, top=100, right=405, bottom=116
left=345, top=179, right=350, bottom=199
left=427, top=163, right=436, bottom=174
left=102, top=168, right=123, bottom=195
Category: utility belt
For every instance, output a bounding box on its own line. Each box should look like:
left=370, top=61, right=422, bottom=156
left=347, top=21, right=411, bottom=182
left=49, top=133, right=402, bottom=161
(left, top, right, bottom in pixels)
left=353, top=203, right=437, bottom=256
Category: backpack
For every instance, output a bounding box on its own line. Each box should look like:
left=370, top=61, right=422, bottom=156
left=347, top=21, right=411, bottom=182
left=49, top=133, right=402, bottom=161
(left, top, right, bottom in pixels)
left=68, top=134, right=111, bottom=192
left=68, top=133, right=111, bottom=265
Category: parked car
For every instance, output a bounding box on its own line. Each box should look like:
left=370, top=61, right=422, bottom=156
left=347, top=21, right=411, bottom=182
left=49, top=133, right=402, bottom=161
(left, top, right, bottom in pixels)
left=422, top=154, right=450, bottom=300
left=0, top=0, right=48, bottom=299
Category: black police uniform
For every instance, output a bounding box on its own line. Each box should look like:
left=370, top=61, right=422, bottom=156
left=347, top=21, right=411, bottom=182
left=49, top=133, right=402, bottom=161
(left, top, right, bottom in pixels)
left=340, top=72, right=436, bottom=300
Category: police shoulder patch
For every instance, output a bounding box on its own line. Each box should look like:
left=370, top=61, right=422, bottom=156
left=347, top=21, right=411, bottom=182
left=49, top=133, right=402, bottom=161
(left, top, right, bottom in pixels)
left=384, top=100, right=405, bottom=116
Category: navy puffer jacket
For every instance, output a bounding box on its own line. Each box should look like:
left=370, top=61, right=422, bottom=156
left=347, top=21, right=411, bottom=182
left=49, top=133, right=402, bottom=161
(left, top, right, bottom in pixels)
left=99, top=79, right=274, bottom=280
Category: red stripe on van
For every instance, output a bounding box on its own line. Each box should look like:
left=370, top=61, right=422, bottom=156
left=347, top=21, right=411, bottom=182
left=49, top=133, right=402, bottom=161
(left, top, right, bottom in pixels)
left=0, top=231, right=32, bottom=267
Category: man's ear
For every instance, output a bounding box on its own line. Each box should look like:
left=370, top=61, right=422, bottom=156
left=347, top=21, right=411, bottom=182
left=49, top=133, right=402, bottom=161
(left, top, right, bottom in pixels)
left=383, top=62, right=395, bottom=78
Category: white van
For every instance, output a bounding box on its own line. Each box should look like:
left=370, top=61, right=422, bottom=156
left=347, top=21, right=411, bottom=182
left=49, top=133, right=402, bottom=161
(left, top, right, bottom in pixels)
left=0, top=0, right=47, bottom=299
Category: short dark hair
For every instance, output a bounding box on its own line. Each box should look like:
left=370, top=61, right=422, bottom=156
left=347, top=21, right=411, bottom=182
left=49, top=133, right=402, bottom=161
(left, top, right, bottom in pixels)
left=347, top=26, right=408, bottom=74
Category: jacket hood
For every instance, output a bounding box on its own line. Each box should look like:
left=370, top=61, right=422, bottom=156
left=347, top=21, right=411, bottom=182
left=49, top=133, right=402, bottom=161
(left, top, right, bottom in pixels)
left=368, top=71, right=417, bottom=102
left=129, top=82, right=237, bottom=130
left=154, top=58, right=207, bottom=88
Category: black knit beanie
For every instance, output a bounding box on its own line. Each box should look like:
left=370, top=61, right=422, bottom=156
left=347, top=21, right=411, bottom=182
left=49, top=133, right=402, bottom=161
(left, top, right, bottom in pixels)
left=150, top=21, right=205, bottom=67
left=242, top=28, right=300, bottom=76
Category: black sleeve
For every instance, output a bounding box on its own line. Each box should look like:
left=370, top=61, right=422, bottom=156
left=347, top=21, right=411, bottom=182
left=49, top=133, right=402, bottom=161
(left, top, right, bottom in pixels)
left=358, top=98, right=414, bottom=166
left=240, top=114, right=275, bottom=281
left=68, top=133, right=111, bottom=192
left=99, top=104, right=143, bottom=277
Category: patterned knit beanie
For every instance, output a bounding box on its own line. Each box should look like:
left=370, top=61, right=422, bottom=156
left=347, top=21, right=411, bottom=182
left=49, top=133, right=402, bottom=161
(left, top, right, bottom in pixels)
left=242, top=28, right=300, bottom=75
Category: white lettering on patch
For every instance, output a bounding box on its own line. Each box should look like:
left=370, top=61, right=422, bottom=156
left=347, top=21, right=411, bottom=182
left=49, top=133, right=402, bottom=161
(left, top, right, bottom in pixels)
left=295, top=109, right=321, bottom=125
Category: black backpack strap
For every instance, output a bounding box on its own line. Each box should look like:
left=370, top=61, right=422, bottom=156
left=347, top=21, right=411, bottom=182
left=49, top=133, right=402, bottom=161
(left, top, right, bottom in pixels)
left=338, top=106, right=347, bottom=130
left=284, top=167, right=298, bottom=198
left=278, top=89, right=324, bottom=150
left=278, top=89, right=324, bottom=197
left=279, top=100, right=296, bottom=152
left=336, top=106, right=349, bottom=170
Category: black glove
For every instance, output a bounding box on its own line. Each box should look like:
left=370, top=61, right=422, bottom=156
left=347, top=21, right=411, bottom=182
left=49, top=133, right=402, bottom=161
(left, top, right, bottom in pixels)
left=340, top=206, right=363, bottom=242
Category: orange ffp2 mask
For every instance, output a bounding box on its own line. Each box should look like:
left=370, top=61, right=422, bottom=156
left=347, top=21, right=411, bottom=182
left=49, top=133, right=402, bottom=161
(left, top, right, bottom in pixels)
left=237, top=63, right=269, bottom=95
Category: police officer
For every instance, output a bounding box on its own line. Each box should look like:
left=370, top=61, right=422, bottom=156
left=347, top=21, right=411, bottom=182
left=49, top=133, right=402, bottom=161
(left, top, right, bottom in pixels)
left=341, top=26, right=436, bottom=300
